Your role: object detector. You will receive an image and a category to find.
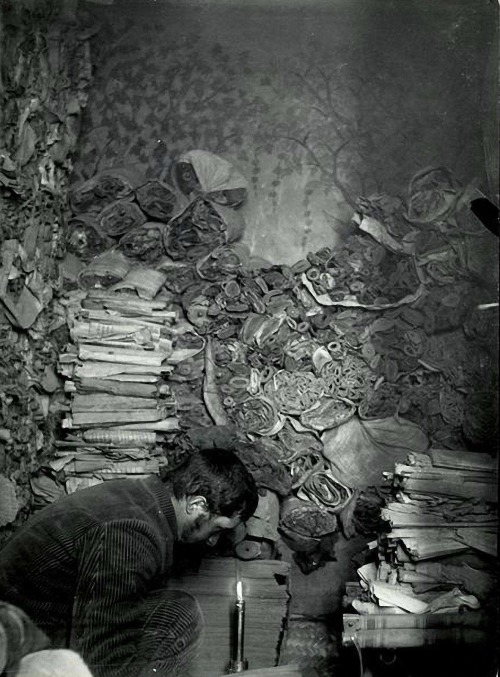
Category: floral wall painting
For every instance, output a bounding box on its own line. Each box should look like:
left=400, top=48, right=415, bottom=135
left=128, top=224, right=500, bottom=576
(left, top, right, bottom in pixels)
left=73, top=5, right=492, bottom=265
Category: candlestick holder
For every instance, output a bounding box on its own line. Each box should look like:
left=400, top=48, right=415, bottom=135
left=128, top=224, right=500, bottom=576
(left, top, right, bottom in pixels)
left=228, top=581, right=248, bottom=673
left=227, top=659, right=249, bottom=673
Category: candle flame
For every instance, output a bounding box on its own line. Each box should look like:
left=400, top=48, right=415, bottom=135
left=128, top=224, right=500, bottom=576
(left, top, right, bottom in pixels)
left=236, top=580, right=243, bottom=601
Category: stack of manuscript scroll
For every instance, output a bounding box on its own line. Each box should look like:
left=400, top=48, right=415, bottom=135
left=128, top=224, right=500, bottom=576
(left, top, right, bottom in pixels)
left=56, top=287, right=203, bottom=492
left=343, top=449, right=497, bottom=649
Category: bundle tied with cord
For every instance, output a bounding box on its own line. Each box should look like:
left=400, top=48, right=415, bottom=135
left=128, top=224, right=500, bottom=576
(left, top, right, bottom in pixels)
left=164, top=150, right=248, bottom=262
left=173, top=149, right=248, bottom=208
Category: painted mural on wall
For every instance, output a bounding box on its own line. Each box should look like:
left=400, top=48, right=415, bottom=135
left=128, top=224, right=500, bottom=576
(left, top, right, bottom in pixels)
left=72, top=11, right=489, bottom=264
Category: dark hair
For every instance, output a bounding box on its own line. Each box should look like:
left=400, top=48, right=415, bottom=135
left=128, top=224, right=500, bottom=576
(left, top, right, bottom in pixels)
left=165, top=448, right=258, bottom=522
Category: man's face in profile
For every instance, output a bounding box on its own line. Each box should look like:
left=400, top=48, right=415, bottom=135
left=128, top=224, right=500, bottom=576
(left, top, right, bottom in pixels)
left=180, top=512, right=241, bottom=547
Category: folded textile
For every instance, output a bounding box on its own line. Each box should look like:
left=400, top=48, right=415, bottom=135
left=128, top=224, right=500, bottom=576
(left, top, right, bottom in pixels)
left=322, top=415, right=429, bottom=488
left=175, top=149, right=248, bottom=207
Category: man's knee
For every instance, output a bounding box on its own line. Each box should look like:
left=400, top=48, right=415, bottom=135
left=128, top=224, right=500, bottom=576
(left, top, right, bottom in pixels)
left=145, top=589, right=203, bottom=638
left=140, top=589, right=203, bottom=667
left=161, top=590, right=203, bottom=631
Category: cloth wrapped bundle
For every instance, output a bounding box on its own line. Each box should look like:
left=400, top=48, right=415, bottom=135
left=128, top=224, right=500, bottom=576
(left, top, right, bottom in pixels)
left=296, top=467, right=353, bottom=514
left=98, top=199, right=147, bottom=238
left=278, top=422, right=324, bottom=458
left=279, top=496, right=338, bottom=552
left=321, top=415, right=429, bottom=488
left=196, top=243, right=251, bottom=281
left=118, top=221, right=166, bottom=263
left=358, top=382, right=402, bottom=420
left=299, top=396, right=356, bottom=432
left=110, top=267, right=168, bottom=301
left=233, top=396, right=284, bottom=436
left=164, top=198, right=244, bottom=262
left=405, top=166, right=459, bottom=224
left=160, top=262, right=198, bottom=294
left=70, top=167, right=144, bottom=214
left=164, top=198, right=226, bottom=261
left=135, top=180, right=179, bottom=222
left=78, top=249, right=131, bottom=289
left=174, top=149, right=248, bottom=208
left=66, top=214, right=114, bottom=261
left=185, top=424, right=292, bottom=497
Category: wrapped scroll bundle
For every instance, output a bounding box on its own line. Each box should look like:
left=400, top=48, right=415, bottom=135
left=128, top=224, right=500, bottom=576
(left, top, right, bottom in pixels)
left=296, top=467, right=353, bottom=514
left=405, top=166, right=459, bottom=224
left=279, top=496, right=338, bottom=552
left=196, top=243, right=251, bottom=281
left=118, top=222, right=167, bottom=263
left=164, top=150, right=247, bottom=262
left=66, top=214, right=114, bottom=261
left=233, top=396, right=285, bottom=437
left=98, top=199, right=148, bottom=238
left=322, top=353, right=376, bottom=404
left=173, top=149, right=248, bottom=209
left=299, top=396, right=356, bottom=431
left=78, top=249, right=131, bottom=289
left=164, top=198, right=244, bottom=262
left=70, top=167, right=144, bottom=215
left=135, top=180, right=179, bottom=222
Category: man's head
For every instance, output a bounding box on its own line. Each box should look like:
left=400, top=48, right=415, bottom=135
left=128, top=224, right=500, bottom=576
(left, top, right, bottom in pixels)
left=165, top=448, right=258, bottom=546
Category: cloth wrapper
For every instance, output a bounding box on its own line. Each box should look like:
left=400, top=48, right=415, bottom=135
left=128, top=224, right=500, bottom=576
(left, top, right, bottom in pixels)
left=178, top=150, right=248, bottom=194
left=322, top=414, right=429, bottom=488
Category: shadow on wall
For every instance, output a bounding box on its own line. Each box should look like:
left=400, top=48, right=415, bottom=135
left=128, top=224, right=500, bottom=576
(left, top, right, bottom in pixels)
left=73, top=2, right=494, bottom=265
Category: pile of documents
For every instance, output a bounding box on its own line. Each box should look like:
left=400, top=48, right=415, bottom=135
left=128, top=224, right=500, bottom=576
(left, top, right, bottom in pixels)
left=342, top=448, right=497, bottom=649
left=56, top=286, right=203, bottom=492
left=169, top=558, right=291, bottom=677
left=382, top=448, right=497, bottom=560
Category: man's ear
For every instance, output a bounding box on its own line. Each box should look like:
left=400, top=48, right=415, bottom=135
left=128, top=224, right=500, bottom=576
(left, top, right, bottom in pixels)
left=186, top=495, right=209, bottom=516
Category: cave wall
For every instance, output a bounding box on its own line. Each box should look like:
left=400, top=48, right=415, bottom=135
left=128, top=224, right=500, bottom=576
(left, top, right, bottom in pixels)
left=73, top=0, right=496, bottom=265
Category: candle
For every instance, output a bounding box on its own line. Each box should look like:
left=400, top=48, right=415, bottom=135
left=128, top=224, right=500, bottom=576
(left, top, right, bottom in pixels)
left=228, top=580, right=248, bottom=673
left=236, top=580, right=245, bottom=663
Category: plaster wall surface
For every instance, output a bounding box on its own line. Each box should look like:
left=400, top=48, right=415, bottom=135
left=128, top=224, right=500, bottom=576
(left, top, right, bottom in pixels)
left=75, top=0, right=496, bottom=264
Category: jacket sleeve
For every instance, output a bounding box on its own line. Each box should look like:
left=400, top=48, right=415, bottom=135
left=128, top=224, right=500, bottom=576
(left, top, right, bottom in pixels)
left=71, top=519, right=165, bottom=677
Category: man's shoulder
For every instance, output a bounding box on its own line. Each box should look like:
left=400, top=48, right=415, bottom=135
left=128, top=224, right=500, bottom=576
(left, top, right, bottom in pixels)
left=67, top=476, right=161, bottom=513
left=27, top=477, right=163, bottom=530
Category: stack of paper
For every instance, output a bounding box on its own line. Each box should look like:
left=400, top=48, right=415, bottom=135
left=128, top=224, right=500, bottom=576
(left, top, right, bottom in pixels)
left=169, top=558, right=291, bottom=677
left=56, top=288, right=205, bottom=492
left=342, top=449, right=497, bottom=649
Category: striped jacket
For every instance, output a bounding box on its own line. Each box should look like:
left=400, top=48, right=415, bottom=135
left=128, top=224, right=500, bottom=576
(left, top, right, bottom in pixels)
left=0, top=476, right=178, bottom=674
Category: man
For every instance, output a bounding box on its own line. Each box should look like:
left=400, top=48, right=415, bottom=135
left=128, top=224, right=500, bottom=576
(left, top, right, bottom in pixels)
left=0, top=447, right=258, bottom=677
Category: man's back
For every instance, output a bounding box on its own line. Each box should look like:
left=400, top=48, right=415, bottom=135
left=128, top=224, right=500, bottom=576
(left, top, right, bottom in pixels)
left=0, top=475, right=177, bottom=640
